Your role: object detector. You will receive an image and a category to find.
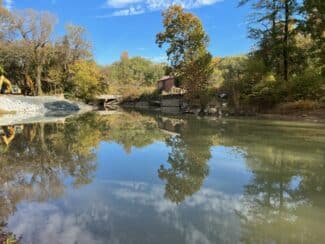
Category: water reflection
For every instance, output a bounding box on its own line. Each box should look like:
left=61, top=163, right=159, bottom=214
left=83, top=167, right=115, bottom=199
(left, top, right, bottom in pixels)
left=158, top=117, right=212, bottom=203
left=0, top=112, right=324, bottom=243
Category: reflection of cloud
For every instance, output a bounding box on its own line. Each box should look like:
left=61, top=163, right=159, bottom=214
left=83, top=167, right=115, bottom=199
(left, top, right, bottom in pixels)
left=8, top=180, right=246, bottom=244
left=8, top=202, right=113, bottom=244
left=113, top=181, right=245, bottom=213
left=112, top=181, right=245, bottom=243
left=113, top=181, right=177, bottom=212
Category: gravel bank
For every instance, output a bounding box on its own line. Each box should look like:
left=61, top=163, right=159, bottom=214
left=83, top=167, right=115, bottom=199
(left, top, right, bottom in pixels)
left=0, top=95, right=94, bottom=126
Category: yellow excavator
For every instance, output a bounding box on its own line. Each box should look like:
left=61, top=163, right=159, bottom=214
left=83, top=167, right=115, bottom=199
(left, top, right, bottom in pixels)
left=1, top=126, right=15, bottom=146
left=0, top=75, right=13, bottom=94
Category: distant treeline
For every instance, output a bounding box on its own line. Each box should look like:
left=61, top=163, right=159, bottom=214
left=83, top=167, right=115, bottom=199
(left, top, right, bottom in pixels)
left=101, top=51, right=166, bottom=96
left=0, top=0, right=324, bottom=109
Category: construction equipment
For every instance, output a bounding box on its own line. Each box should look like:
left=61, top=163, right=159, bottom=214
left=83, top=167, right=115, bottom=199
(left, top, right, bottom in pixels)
left=0, top=75, right=13, bottom=94
left=0, top=126, right=15, bottom=146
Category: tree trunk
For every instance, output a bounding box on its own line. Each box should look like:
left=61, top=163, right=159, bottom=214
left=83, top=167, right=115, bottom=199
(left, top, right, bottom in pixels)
left=283, top=0, right=289, bottom=81
left=36, top=64, right=43, bottom=96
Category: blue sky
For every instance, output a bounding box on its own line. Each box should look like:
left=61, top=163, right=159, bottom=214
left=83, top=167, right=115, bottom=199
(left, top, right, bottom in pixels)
left=6, top=0, right=253, bottom=65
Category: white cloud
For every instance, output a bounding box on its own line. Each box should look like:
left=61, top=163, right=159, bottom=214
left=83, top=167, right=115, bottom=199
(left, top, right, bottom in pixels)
left=106, top=0, right=143, bottom=8
left=111, top=6, right=145, bottom=16
left=102, top=0, right=222, bottom=17
left=4, top=0, right=13, bottom=10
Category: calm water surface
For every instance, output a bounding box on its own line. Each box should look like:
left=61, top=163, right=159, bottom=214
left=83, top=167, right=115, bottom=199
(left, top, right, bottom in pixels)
left=0, top=111, right=324, bottom=244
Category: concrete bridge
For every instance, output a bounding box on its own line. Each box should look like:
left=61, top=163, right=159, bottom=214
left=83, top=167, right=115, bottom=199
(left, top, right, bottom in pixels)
left=93, top=95, right=123, bottom=108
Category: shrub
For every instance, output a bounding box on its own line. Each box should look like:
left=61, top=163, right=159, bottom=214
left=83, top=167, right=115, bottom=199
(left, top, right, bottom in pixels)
left=275, top=100, right=320, bottom=114
left=290, top=68, right=323, bottom=100
left=248, top=73, right=279, bottom=108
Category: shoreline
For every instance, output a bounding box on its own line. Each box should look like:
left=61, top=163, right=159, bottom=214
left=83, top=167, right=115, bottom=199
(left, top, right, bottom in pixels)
left=256, top=111, right=325, bottom=124
left=1, top=94, right=324, bottom=126
left=123, top=105, right=325, bottom=124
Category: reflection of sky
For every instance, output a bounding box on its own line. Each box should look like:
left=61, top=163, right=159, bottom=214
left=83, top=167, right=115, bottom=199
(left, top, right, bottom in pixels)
left=96, top=142, right=170, bottom=184
left=205, top=146, right=251, bottom=194
left=96, top=141, right=251, bottom=194
left=9, top=180, right=245, bottom=244
left=7, top=141, right=251, bottom=244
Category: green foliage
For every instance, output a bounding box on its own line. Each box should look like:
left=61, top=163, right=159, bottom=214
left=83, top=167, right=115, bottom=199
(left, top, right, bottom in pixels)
left=156, top=5, right=213, bottom=110
left=68, top=60, right=105, bottom=100
left=105, top=54, right=165, bottom=92
left=232, top=0, right=324, bottom=111
left=290, top=68, right=324, bottom=100
left=248, top=73, right=279, bottom=107
left=156, top=5, right=209, bottom=68
left=215, top=51, right=323, bottom=110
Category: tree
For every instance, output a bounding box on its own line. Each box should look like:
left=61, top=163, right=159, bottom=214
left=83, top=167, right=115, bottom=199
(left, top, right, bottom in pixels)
left=13, top=9, right=57, bottom=95
left=156, top=5, right=213, bottom=110
left=69, top=60, right=102, bottom=100
left=301, top=0, right=325, bottom=67
left=217, top=56, right=248, bottom=109
left=65, top=24, right=92, bottom=62
left=46, top=24, right=93, bottom=95
left=239, top=0, right=300, bottom=81
left=0, top=0, right=14, bottom=41
left=105, top=54, right=165, bottom=93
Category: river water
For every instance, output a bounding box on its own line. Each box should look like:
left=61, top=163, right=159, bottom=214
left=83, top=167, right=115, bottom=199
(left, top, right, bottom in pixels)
left=0, top=111, right=324, bottom=244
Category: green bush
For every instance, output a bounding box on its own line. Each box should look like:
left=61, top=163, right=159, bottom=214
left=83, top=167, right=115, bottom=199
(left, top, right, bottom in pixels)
left=290, top=68, right=323, bottom=100
left=248, top=73, right=280, bottom=108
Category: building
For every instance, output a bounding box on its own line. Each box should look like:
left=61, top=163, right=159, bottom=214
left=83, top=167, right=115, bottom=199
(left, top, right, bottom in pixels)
left=157, top=76, right=175, bottom=93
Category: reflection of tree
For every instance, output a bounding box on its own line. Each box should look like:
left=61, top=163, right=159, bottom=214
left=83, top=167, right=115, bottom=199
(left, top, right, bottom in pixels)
left=238, top=145, right=325, bottom=243
left=168, top=117, right=325, bottom=243
left=0, top=114, right=103, bottom=225
left=0, top=112, right=169, bottom=227
left=0, top=223, right=19, bottom=244
left=158, top=118, right=212, bottom=204
left=105, top=112, right=166, bottom=153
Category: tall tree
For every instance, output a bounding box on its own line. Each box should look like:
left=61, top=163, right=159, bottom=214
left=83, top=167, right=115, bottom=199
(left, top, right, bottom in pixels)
left=65, top=24, right=92, bottom=62
left=156, top=5, right=213, bottom=110
left=301, top=0, right=325, bottom=67
left=240, top=0, right=299, bottom=81
left=13, top=9, right=56, bottom=95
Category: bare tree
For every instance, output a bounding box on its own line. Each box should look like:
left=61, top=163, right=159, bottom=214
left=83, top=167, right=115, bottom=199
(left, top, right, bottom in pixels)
left=0, top=0, right=15, bottom=41
left=13, top=9, right=56, bottom=95
left=65, top=24, right=92, bottom=62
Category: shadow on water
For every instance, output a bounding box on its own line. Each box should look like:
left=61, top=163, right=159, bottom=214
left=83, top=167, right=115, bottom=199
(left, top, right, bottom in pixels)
left=0, top=111, right=324, bottom=243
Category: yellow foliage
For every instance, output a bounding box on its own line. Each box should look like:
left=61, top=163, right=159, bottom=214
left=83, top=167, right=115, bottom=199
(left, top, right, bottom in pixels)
left=69, top=60, right=101, bottom=99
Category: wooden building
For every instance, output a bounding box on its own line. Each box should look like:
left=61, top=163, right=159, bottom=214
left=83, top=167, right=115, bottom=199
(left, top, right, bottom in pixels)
left=157, top=76, right=175, bottom=93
